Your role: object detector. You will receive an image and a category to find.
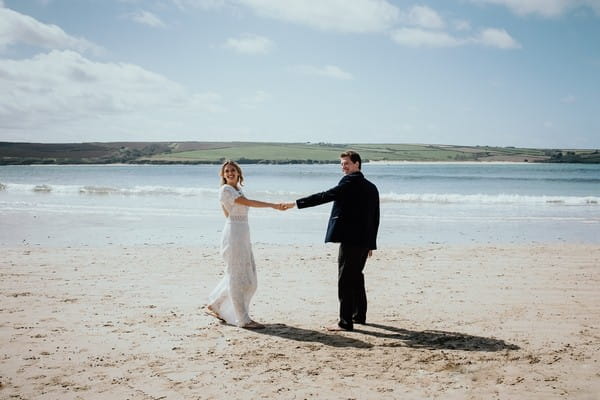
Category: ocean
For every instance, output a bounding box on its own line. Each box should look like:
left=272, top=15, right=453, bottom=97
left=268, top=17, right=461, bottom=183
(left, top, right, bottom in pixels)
left=1, top=163, right=599, bottom=247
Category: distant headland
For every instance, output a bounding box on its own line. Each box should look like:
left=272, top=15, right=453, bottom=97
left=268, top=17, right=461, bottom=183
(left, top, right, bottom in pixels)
left=1, top=141, right=598, bottom=165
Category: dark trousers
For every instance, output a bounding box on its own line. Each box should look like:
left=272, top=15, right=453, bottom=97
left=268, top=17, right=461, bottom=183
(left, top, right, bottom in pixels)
left=337, top=243, right=370, bottom=330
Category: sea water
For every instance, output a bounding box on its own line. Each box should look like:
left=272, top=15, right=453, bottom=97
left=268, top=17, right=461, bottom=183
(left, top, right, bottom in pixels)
left=1, top=163, right=599, bottom=247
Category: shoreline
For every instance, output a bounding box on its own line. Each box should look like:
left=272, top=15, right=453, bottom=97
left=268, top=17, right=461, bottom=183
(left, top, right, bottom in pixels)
left=366, top=160, right=534, bottom=165
left=2, top=243, right=599, bottom=399
left=0, top=160, right=592, bottom=166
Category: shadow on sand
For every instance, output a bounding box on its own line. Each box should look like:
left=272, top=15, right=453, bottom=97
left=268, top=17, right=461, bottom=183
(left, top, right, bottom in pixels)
left=355, top=323, right=520, bottom=352
left=255, top=323, right=519, bottom=352
left=256, top=323, right=373, bottom=348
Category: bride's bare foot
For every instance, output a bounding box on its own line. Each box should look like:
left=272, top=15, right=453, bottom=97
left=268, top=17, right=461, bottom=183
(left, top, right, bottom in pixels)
left=203, top=306, right=225, bottom=322
left=243, top=320, right=265, bottom=329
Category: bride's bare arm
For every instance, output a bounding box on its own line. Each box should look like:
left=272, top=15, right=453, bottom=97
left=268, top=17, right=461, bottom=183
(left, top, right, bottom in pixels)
left=235, top=196, right=284, bottom=210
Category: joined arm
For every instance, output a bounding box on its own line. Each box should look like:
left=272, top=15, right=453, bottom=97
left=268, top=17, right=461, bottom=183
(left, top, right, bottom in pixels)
left=235, top=196, right=287, bottom=210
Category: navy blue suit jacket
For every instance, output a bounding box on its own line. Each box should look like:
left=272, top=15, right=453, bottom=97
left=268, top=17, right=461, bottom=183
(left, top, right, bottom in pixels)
left=296, top=171, right=380, bottom=250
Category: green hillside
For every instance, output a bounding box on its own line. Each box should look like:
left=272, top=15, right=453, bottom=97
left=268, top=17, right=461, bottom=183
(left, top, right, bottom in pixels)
left=1, top=141, right=598, bottom=164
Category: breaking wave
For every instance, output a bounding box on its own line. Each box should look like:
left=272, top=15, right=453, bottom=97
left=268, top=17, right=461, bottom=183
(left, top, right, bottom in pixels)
left=1, top=182, right=598, bottom=206
left=1, top=183, right=218, bottom=197
left=380, top=193, right=599, bottom=205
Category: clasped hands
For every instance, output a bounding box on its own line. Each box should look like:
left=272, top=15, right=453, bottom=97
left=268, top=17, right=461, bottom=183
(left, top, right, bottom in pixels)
left=274, top=202, right=295, bottom=211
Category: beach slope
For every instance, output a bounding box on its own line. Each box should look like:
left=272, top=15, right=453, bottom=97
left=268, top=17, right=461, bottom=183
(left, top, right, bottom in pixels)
left=1, top=244, right=599, bottom=399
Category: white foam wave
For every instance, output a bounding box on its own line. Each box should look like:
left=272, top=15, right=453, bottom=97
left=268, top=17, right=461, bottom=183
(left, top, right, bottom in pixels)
left=1, top=183, right=219, bottom=197
left=1, top=182, right=598, bottom=206
left=380, top=193, right=600, bottom=205
left=1, top=183, right=302, bottom=198
left=261, top=189, right=303, bottom=197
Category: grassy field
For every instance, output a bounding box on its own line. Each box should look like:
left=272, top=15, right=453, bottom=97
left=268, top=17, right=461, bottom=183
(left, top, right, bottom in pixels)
left=1, top=141, right=598, bottom=164
left=142, top=142, right=565, bottom=163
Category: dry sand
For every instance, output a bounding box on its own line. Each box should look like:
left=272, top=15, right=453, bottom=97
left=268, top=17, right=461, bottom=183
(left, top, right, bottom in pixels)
left=1, top=244, right=599, bottom=399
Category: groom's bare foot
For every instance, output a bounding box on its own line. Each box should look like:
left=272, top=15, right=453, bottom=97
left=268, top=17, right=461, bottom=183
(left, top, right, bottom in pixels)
left=243, top=320, right=265, bottom=329
left=203, top=306, right=225, bottom=322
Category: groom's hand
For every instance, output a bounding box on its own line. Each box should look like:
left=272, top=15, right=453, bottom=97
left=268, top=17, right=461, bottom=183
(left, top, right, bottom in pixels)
left=275, top=202, right=294, bottom=211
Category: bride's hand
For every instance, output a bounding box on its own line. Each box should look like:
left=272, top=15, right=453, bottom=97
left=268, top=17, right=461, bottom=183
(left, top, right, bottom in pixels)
left=275, top=202, right=295, bottom=211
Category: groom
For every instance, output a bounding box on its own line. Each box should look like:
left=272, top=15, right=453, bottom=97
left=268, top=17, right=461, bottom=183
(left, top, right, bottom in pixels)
left=289, top=151, right=380, bottom=331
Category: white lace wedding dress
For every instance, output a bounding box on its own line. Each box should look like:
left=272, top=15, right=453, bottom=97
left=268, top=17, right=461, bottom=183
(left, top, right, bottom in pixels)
left=207, top=185, right=257, bottom=327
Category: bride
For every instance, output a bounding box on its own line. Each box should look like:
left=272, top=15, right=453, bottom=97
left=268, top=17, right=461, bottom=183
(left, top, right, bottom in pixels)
left=205, top=160, right=291, bottom=329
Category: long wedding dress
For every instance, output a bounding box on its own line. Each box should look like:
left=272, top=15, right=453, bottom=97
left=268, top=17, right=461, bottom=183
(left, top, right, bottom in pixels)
left=207, top=185, right=257, bottom=327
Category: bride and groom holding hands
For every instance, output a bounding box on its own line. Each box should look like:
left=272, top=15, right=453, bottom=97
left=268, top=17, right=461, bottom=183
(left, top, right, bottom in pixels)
left=205, top=151, right=380, bottom=332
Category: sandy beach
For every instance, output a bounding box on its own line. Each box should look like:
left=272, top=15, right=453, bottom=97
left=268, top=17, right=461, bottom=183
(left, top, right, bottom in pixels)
left=1, top=244, right=599, bottom=399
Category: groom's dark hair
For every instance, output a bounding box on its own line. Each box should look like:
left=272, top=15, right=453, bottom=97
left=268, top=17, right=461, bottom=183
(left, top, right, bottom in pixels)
left=340, top=150, right=362, bottom=170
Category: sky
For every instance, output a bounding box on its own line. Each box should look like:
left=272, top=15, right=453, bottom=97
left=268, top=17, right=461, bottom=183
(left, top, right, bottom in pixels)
left=0, top=0, right=599, bottom=148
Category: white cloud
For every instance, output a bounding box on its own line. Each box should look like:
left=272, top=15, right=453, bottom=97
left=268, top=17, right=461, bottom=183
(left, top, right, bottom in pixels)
left=406, top=5, right=445, bottom=29
left=126, top=10, right=166, bottom=28
left=586, top=0, right=600, bottom=14
left=561, top=94, right=576, bottom=104
left=474, top=0, right=568, bottom=17
left=0, top=50, right=224, bottom=131
left=225, top=34, right=273, bottom=54
left=241, top=90, right=270, bottom=109
left=291, top=64, right=354, bottom=80
left=170, top=0, right=228, bottom=10
left=470, top=0, right=600, bottom=17
left=390, top=27, right=520, bottom=49
left=475, top=28, right=521, bottom=48
left=0, top=6, right=100, bottom=53
left=390, top=4, right=520, bottom=50
left=390, top=28, right=462, bottom=47
left=238, top=0, right=399, bottom=33
left=188, top=92, right=226, bottom=113
left=168, top=0, right=523, bottom=54
left=454, top=19, right=472, bottom=31
left=168, top=0, right=401, bottom=32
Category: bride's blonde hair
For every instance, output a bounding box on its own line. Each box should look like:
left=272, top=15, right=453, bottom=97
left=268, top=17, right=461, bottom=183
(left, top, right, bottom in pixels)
left=219, top=160, right=244, bottom=186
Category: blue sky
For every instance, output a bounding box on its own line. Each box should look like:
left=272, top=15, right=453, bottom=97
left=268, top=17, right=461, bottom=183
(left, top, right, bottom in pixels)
left=0, top=0, right=599, bottom=148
